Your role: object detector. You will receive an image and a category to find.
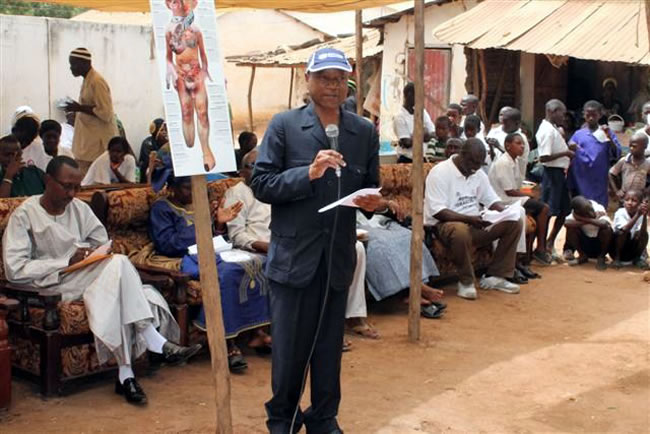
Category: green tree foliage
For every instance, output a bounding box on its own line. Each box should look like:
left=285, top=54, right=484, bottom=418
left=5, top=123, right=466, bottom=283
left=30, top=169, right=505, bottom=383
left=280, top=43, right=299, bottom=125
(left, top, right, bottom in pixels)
left=0, top=1, right=86, bottom=18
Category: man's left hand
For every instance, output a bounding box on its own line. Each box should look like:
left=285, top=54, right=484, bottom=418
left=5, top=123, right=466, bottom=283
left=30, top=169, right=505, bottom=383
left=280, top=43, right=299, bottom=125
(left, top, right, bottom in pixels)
left=353, top=194, right=385, bottom=212
left=212, top=198, right=243, bottom=224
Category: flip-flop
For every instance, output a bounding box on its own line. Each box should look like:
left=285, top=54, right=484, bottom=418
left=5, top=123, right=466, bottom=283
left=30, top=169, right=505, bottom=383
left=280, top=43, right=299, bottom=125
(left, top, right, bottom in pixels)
left=431, top=301, right=447, bottom=310
left=228, top=347, right=248, bottom=373
left=342, top=340, right=352, bottom=352
left=346, top=322, right=380, bottom=339
left=420, top=304, right=444, bottom=319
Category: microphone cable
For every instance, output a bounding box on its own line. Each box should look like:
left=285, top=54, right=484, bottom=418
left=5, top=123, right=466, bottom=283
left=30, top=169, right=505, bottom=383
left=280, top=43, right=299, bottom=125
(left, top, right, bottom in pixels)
left=289, top=171, right=342, bottom=434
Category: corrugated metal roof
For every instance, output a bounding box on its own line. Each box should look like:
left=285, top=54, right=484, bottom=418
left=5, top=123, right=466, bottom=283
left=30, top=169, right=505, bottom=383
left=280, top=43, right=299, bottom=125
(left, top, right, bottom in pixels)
left=227, top=29, right=382, bottom=68
left=28, top=0, right=401, bottom=13
left=432, top=0, right=650, bottom=65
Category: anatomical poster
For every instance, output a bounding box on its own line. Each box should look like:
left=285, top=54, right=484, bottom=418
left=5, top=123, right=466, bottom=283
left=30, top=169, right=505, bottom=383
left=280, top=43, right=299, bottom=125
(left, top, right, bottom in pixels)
left=150, top=0, right=236, bottom=176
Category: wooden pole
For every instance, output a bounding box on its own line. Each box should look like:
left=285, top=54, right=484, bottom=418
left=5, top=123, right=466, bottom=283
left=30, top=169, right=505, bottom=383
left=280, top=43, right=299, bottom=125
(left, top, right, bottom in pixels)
left=288, top=67, right=295, bottom=109
left=408, top=0, right=425, bottom=342
left=646, top=1, right=650, bottom=49
left=247, top=66, right=256, bottom=132
left=355, top=9, right=364, bottom=116
left=478, top=50, right=489, bottom=128
left=190, top=176, right=233, bottom=434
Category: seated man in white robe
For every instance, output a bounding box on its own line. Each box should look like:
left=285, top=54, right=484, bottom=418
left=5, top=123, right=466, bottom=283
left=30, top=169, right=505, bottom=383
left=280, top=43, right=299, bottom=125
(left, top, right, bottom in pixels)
left=3, top=156, right=201, bottom=405
left=224, top=149, right=380, bottom=339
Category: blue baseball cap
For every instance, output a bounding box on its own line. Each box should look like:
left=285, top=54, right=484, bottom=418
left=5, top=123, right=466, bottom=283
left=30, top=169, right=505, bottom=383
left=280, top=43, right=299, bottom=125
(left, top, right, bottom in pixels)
left=306, top=47, right=353, bottom=73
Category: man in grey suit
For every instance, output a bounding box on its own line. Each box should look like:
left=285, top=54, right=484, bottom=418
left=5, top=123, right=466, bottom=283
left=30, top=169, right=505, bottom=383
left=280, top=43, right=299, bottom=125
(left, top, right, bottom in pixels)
left=251, top=47, right=384, bottom=434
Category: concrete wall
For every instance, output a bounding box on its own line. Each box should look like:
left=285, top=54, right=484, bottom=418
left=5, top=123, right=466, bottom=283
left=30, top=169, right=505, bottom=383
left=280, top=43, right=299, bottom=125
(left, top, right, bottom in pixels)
left=0, top=14, right=163, bottom=156
left=378, top=1, right=478, bottom=153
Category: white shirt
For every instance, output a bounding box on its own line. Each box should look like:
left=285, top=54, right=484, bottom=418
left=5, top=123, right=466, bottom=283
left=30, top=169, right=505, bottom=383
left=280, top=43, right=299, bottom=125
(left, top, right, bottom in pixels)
left=425, top=156, right=501, bottom=225
left=81, top=151, right=136, bottom=186
left=613, top=207, right=644, bottom=236
left=536, top=119, right=570, bottom=169
left=566, top=200, right=612, bottom=238
left=21, top=138, right=50, bottom=172
left=486, top=126, right=529, bottom=178
left=393, top=106, right=435, bottom=160
left=60, top=123, right=75, bottom=152
left=43, top=146, right=75, bottom=169
left=488, top=152, right=529, bottom=205
left=223, top=182, right=271, bottom=250
left=461, top=114, right=486, bottom=136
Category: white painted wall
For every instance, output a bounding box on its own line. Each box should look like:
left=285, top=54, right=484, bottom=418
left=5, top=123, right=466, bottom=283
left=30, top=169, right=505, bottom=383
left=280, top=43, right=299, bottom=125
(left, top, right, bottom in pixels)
left=377, top=1, right=478, bottom=152
left=0, top=14, right=163, bottom=156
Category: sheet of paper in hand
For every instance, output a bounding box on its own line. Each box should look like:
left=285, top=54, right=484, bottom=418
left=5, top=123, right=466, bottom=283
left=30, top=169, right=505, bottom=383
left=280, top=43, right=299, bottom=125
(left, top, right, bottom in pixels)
left=188, top=235, right=232, bottom=256
left=481, top=202, right=523, bottom=225
left=592, top=128, right=609, bottom=143
left=62, top=240, right=113, bottom=274
left=318, top=187, right=382, bottom=213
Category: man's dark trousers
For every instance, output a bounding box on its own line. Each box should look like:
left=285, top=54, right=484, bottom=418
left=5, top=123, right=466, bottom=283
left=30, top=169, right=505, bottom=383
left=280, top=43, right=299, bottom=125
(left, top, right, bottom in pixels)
left=265, top=254, right=348, bottom=434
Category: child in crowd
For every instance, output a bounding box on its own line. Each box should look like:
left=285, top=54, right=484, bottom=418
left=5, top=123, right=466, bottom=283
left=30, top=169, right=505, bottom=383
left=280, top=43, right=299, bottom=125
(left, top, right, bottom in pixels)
left=39, top=120, right=75, bottom=164
left=425, top=116, right=450, bottom=161
left=464, top=115, right=497, bottom=172
left=611, top=190, right=649, bottom=269
left=488, top=133, right=552, bottom=265
left=447, top=103, right=464, bottom=138
left=564, top=196, right=613, bottom=271
left=444, top=138, right=462, bottom=159
left=609, top=132, right=650, bottom=204
left=82, top=136, right=137, bottom=186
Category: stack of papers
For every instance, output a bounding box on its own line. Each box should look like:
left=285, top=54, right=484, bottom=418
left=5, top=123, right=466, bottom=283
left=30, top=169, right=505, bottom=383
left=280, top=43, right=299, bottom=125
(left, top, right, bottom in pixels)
left=481, top=202, right=523, bottom=225
left=188, top=236, right=232, bottom=255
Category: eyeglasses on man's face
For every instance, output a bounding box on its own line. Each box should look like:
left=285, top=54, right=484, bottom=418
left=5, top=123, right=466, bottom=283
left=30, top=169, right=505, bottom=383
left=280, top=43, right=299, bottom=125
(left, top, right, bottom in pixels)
left=52, top=177, right=81, bottom=193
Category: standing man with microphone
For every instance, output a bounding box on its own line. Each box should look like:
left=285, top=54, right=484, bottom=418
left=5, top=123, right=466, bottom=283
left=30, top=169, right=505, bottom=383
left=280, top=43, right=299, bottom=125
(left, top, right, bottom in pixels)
left=251, top=47, right=384, bottom=434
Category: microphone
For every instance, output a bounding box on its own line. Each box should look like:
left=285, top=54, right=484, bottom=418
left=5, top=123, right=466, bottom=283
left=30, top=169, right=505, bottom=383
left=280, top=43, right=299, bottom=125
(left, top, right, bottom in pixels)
left=325, top=124, right=341, bottom=178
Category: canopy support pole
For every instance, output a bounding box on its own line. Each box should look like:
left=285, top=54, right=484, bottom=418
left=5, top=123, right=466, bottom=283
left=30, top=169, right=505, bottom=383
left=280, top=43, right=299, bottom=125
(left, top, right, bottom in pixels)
left=248, top=66, right=257, bottom=132
left=355, top=9, right=364, bottom=115
left=288, top=67, right=295, bottom=109
left=408, top=0, right=425, bottom=342
left=190, top=176, right=233, bottom=434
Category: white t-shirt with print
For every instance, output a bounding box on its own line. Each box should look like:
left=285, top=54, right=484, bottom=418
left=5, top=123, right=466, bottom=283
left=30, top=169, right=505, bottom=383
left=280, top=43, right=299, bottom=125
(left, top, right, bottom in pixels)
left=536, top=119, right=570, bottom=169
left=425, top=156, right=501, bottom=225
left=393, top=106, right=435, bottom=160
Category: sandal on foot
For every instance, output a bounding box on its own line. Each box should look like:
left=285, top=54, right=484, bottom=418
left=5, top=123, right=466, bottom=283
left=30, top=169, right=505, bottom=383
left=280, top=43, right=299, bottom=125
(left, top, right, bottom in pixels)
left=228, top=346, right=248, bottom=373
left=347, top=321, right=380, bottom=339
left=596, top=257, right=608, bottom=271
left=568, top=255, right=588, bottom=266
left=532, top=250, right=552, bottom=265
left=420, top=303, right=444, bottom=319
left=342, top=340, right=352, bottom=352
left=634, top=258, right=650, bottom=270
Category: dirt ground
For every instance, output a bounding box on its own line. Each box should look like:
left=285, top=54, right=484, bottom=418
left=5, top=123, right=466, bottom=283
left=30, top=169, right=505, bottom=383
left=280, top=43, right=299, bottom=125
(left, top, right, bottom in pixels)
left=2, top=259, right=649, bottom=433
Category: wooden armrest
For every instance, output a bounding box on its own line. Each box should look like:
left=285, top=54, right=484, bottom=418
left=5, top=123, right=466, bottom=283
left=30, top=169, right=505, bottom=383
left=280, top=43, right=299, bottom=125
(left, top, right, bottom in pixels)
left=0, top=282, right=62, bottom=303
left=0, top=281, right=61, bottom=330
left=134, top=264, right=190, bottom=283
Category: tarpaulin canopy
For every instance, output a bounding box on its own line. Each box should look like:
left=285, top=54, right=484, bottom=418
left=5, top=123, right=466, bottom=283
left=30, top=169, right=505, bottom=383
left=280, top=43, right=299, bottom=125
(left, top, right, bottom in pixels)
left=28, top=0, right=401, bottom=12
left=432, top=0, right=650, bottom=65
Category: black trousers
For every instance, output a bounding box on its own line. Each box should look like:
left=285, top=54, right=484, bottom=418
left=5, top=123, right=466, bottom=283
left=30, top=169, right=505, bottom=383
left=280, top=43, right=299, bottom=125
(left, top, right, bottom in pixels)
left=265, top=255, right=348, bottom=434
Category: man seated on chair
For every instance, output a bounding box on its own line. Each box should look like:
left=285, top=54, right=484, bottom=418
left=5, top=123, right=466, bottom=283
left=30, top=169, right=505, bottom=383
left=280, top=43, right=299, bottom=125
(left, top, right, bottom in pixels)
left=425, top=138, right=522, bottom=300
left=2, top=156, right=201, bottom=406
left=224, top=149, right=380, bottom=339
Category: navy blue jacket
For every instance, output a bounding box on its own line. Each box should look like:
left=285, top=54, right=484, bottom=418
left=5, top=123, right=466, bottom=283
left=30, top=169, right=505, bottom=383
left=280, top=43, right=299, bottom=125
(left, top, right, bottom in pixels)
left=250, top=103, right=379, bottom=289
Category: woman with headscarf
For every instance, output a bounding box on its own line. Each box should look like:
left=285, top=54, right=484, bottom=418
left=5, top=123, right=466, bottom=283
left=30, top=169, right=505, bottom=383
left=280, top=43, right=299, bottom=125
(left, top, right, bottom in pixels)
left=149, top=166, right=271, bottom=373
left=601, top=77, right=623, bottom=122
left=139, top=118, right=168, bottom=182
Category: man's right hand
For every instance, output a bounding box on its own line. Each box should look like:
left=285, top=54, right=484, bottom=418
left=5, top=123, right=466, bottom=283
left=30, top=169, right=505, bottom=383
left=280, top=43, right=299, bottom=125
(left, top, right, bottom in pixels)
left=466, top=215, right=490, bottom=229
left=251, top=241, right=269, bottom=254
left=565, top=150, right=576, bottom=159
left=5, top=157, right=25, bottom=180
left=308, top=150, right=345, bottom=181
left=69, top=247, right=93, bottom=266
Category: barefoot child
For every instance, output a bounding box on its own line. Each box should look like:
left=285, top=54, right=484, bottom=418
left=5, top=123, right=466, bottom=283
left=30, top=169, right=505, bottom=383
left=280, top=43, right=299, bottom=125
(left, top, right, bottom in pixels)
left=564, top=196, right=613, bottom=271
left=609, top=132, right=650, bottom=205
left=610, top=190, right=649, bottom=269
left=488, top=133, right=552, bottom=265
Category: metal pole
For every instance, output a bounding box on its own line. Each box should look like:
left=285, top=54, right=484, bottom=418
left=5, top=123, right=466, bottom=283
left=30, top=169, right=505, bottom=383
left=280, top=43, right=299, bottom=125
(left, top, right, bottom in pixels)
left=355, top=9, right=364, bottom=115
left=408, top=0, right=425, bottom=342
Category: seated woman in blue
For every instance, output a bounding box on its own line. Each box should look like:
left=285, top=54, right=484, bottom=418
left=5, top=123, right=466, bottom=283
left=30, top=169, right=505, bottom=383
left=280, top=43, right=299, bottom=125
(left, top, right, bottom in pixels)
left=149, top=171, right=271, bottom=373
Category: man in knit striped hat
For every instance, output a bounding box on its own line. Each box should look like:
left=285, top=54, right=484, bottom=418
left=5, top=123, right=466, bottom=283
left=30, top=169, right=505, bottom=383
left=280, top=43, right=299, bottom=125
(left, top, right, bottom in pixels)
left=65, top=48, right=118, bottom=174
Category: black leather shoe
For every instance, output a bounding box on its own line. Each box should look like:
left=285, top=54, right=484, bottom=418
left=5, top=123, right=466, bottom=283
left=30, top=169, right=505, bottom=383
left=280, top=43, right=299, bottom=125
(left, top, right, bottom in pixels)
left=115, top=378, right=147, bottom=405
left=162, top=342, right=202, bottom=366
